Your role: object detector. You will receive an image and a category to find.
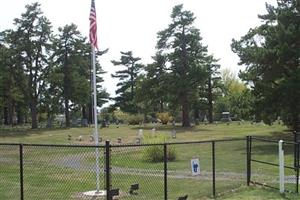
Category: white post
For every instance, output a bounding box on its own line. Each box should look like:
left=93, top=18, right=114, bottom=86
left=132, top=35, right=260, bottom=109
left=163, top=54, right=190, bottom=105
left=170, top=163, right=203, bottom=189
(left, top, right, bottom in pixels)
left=279, top=140, right=284, bottom=194
left=92, top=46, right=100, bottom=192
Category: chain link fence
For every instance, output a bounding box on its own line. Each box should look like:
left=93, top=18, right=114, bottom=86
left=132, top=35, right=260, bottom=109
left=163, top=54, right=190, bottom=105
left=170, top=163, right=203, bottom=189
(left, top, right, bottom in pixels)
left=1, top=137, right=298, bottom=199
left=249, top=137, right=299, bottom=193
left=0, top=144, right=20, bottom=200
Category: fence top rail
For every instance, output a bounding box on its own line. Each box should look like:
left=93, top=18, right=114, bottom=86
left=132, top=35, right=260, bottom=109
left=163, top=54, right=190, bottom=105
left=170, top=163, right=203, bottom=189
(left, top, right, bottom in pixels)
left=110, top=138, right=246, bottom=148
left=0, top=143, right=106, bottom=148
left=0, top=137, right=245, bottom=148
left=251, top=136, right=278, bottom=143
left=1, top=136, right=298, bottom=147
left=251, top=136, right=299, bottom=145
left=0, top=143, right=21, bottom=146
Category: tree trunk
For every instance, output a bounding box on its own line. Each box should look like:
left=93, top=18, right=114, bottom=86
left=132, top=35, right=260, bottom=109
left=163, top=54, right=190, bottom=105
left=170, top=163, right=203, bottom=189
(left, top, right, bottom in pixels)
left=194, top=107, right=199, bottom=120
left=16, top=104, right=24, bottom=124
left=63, top=42, right=71, bottom=128
left=65, top=98, right=70, bottom=127
left=180, top=26, right=190, bottom=128
left=292, top=112, right=299, bottom=132
left=207, top=76, right=213, bottom=123
left=3, top=107, right=9, bottom=125
left=8, top=102, right=14, bottom=126
left=30, top=100, right=38, bottom=129
left=88, top=102, right=93, bottom=124
left=181, top=95, right=190, bottom=127
left=82, top=105, right=87, bottom=119
left=159, top=100, right=164, bottom=112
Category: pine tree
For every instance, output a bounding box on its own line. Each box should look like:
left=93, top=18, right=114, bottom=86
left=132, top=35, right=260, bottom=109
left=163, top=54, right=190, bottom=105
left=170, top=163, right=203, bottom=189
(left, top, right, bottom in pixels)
left=111, top=51, right=143, bottom=114
left=12, top=3, right=52, bottom=129
left=157, top=4, right=208, bottom=127
left=232, top=0, right=300, bottom=131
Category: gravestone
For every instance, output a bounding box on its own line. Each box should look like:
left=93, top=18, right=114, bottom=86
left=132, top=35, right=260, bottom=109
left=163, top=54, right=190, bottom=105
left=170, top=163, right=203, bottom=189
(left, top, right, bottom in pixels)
left=151, top=128, right=156, bottom=137
left=135, top=137, right=141, bottom=145
left=71, top=119, right=78, bottom=127
left=221, top=112, right=231, bottom=122
left=101, top=120, right=107, bottom=128
left=171, top=129, right=176, bottom=139
left=77, top=135, right=83, bottom=141
left=117, top=137, right=122, bottom=144
left=89, top=135, right=94, bottom=142
left=81, top=118, right=88, bottom=127
left=116, top=120, right=120, bottom=128
left=46, top=118, right=53, bottom=128
left=138, top=129, right=143, bottom=137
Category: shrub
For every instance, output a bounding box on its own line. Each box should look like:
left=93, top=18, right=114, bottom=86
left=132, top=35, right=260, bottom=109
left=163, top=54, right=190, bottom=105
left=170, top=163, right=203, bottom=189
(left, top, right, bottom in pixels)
left=143, top=135, right=176, bottom=162
left=143, top=146, right=177, bottom=162
left=113, top=110, right=129, bottom=123
left=127, top=114, right=144, bottom=125
left=156, top=112, right=172, bottom=125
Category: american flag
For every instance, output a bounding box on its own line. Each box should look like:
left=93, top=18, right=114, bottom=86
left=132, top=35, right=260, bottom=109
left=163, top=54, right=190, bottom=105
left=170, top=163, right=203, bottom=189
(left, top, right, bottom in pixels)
left=89, top=0, right=98, bottom=49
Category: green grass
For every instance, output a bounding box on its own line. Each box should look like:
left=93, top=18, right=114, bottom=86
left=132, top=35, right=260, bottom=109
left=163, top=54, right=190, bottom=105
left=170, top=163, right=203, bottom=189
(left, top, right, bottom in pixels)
left=222, top=186, right=299, bottom=199
left=0, top=122, right=299, bottom=199
left=0, top=121, right=291, bottom=144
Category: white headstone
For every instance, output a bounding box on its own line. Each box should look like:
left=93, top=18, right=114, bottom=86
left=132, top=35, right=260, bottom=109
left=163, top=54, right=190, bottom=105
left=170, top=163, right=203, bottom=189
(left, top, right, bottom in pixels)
left=89, top=135, right=94, bottom=142
left=138, top=129, right=143, bottom=137
left=135, top=137, right=141, bottom=144
left=151, top=128, right=156, bottom=136
left=171, top=129, right=176, bottom=139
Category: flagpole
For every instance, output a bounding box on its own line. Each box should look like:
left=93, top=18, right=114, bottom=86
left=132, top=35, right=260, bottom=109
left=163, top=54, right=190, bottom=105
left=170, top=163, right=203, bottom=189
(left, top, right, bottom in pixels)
left=92, top=46, right=100, bottom=193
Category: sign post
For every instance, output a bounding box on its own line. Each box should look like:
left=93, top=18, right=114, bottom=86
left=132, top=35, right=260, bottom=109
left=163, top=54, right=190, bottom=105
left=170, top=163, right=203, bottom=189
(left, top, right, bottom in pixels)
left=279, top=140, right=284, bottom=194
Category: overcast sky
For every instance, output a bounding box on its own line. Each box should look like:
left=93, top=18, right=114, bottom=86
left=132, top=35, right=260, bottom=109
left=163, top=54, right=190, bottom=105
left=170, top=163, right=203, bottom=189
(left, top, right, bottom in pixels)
left=0, top=0, right=276, bottom=97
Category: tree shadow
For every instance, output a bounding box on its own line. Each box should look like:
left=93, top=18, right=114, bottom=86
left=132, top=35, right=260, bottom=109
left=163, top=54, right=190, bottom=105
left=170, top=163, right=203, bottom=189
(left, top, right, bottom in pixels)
left=0, top=126, right=71, bottom=137
left=226, top=130, right=297, bottom=157
left=265, top=129, right=293, bottom=139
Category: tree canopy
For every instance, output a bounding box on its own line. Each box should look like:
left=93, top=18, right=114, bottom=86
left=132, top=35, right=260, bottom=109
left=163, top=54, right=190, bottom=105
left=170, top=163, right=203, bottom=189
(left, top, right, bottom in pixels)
left=232, top=0, right=300, bottom=131
left=0, top=2, right=109, bottom=128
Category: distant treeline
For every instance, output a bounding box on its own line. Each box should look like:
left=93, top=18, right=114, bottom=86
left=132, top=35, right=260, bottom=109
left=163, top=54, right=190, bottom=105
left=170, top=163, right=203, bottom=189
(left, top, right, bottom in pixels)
left=0, top=1, right=299, bottom=131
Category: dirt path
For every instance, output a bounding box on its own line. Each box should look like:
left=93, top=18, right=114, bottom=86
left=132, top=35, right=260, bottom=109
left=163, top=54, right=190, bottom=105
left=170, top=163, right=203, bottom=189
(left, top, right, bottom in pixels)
left=53, top=154, right=247, bottom=181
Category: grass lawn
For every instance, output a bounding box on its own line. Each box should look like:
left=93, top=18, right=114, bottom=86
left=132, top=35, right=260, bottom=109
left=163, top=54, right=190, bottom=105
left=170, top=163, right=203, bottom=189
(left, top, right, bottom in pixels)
left=0, top=121, right=291, bottom=144
left=0, top=122, right=299, bottom=199
left=222, top=186, right=299, bottom=199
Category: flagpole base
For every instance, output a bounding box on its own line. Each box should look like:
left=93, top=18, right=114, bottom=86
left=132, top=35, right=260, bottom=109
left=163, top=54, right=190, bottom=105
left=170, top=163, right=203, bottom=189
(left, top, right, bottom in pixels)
left=82, top=190, right=106, bottom=197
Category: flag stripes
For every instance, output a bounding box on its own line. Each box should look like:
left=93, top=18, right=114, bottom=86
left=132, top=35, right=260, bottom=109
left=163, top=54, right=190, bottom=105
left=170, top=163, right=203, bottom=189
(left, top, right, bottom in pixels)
left=89, top=0, right=98, bottom=49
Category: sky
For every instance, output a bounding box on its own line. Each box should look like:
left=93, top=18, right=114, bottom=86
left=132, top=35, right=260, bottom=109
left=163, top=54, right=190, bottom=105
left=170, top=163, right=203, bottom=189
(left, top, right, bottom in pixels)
left=0, top=0, right=276, bottom=98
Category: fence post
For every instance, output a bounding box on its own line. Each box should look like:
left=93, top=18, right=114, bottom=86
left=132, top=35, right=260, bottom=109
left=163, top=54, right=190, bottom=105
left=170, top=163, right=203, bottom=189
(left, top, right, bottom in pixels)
left=19, top=144, right=24, bottom=200
left=163, top=143, right=168, bottom=200
left=296, top=142, right=299, bottom=193
left=105, top=141, right=111, bottom=200
left=279, top=140, right=285, bottom=194
left=294, top=131, right=297, bottom=169
left=212, top=141, right=216, bottom=197
left=246, top=136, right=251, bottom=186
